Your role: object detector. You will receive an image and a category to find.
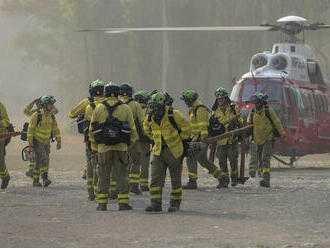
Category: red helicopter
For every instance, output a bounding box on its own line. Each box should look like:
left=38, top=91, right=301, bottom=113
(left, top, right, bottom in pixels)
left=230, top=16, right=330, bottom=166
left=80, top=15, right=330, bottom=166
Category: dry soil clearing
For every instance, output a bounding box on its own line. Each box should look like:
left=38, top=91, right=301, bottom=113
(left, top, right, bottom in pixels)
left=1, top=135, right=330, bottom=248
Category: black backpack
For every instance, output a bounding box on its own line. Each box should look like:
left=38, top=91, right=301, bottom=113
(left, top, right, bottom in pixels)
left=250, top=106, right=280, bottom=138
left=92, top=101, right=131, bottom=145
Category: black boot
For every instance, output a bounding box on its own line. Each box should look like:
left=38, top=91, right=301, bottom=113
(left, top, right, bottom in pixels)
left=168, top=206, right=180, bottom=212
left=96, top=204, right=107, bottom=211
left=217, top=180, right=228, bottom=189
left=260, top=180, right=270, bottom=188
left=33, top=179, right=42, bottom=187
left=249, top=170, right=256, bottom=178
left=25, top=169, right=33, bottom=178
left=130, top=184, right=142, bottom=195
left=145, top=205, right=162, bottom=212
left=119, top=204, right=133, bottom=211
left=109, top=191, right=118, bottom=200
left=182, top=180, right=197, bottom=190
left=1, top=175, right=10, bottom=189
left=42, top=173, right=51, bottom=187
left=88, top=195, right=96, bottom=201
left=231, top=177, right=238, bottom=187
left=82, top=169, right=87, bottom=180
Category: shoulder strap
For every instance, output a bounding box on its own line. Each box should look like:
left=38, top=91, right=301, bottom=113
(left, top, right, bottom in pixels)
left=168, top=107, right=180, bottom=132
left=264, top=106, right=275, bottom=127
left=193, top=104, right=210, bottom=117
left=90, top=102, right=96, bottom=109
left=102, top=101, right=122, bottom=117
left=250, top=109, right=255, bottom=124
left=230, top=104, right=237, bottom=115
left=37, top=110, right=42, bottom=125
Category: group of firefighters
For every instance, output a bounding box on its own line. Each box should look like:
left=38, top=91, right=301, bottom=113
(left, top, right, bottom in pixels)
left=0, top=80, right=285, bottom=212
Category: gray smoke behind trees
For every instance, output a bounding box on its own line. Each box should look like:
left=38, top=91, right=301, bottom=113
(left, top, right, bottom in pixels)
left=1, top=0, right=330, bottom=131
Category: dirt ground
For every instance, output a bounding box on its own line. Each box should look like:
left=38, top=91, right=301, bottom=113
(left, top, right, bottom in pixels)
left=1, top=135, right=330, bottom=248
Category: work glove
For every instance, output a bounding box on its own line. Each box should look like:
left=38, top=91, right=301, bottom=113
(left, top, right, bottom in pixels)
left=27, top=146, right=34, bottom=153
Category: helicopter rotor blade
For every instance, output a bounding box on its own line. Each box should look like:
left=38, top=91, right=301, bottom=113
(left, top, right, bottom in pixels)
left=78, top=26, right=271, bottom=33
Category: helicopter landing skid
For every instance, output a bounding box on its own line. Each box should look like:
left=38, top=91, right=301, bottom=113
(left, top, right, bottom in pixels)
left=272, top=154, right=298, bottom=167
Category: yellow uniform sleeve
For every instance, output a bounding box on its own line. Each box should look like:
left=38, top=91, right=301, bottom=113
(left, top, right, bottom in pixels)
left=195, top=107, right=209, bottom=140
left=173, top=110, right=191, bottom=140
left=52, top=117, right=61, bottom=142
left=69, top=98, right=89, bottom=118
left=0, top=103, right=10, bottom=133
left=23, top=101, right=35, bottom=116
left=143, top=115, right=153, bottom=140
left=269, top=108, right=285, bottom=138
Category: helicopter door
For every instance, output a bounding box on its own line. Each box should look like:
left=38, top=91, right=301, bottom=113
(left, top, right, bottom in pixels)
left=315, top=94, right=330, bottom=139
left=300, top=90, right=318, bottom=152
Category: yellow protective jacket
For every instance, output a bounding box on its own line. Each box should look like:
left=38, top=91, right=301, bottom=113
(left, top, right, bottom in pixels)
left=24, top=100, right=59, bottom=117
left=143, top=106, right=191, bottom=159
left=69, top=98, right=90, bottom=119
left=85, top=96, right=105, bottom=149
left=189, top=100, right=209, bottom=141
left=121, top=96, right=144, bottom=132
left=247, top=106, right=285, bottom=145
left=27, top=109, right=61, bottom=144
left=90, top=97, right=138, bottom=153
left=0, top=102, right=10, bottom=142
left=213, top=104, right=243, bottom=146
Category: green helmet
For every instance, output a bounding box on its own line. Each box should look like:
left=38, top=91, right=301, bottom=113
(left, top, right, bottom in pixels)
left=180, top=89, right=198, bottom=101
left=134, top=90, right=150, bottom=102
left=104, top=81, right=120, bottom=97
left=149, top=92, right=166, bottom=109
left=89, top=79, right=105, bottom=96
left=251, top=92, right=268, bottom=104
left=40, top=95, right=56, bottom=105
left=215, top=87, right=228, bottom=98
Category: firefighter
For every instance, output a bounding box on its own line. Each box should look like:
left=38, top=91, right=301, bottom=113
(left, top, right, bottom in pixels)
left=23, top=98, right=59, bottom=178
left=83, top=80, right=105, bottom=200
left=143, top=92, right=191, bottom=212
left=27, top=95, right=61, bottom=187
left=247, top=93, right=285, bottom=187
left=90, top=82, right=138, bottom=211
left=213, top=87, right=244, bottom=188
left=69, top=92, right=91, bottom=179
left=133, top=90, right=151, bottom=191
left=0, top=101, right=11, bottom=189
left=119, top=84, right=145, bottom=195
left=180, top=89, right=222, bottom=189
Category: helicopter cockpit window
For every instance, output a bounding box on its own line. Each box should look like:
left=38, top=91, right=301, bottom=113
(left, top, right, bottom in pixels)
left=230, top=84, right=241, bottom=102
left=291, top=86, right=305, bottom=114
left=241, top=80, right=282, bottom=102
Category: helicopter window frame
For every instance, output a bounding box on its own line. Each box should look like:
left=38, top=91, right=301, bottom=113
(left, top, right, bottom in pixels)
left=315, top=95, right=324, bottom=113
left=283, top=87, right=292, bottom=106
left=321, top=95, right=329, bottom=113
left=301, top=93, right=311, bottom=117
left=288, top=86, right=305, bottom=115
